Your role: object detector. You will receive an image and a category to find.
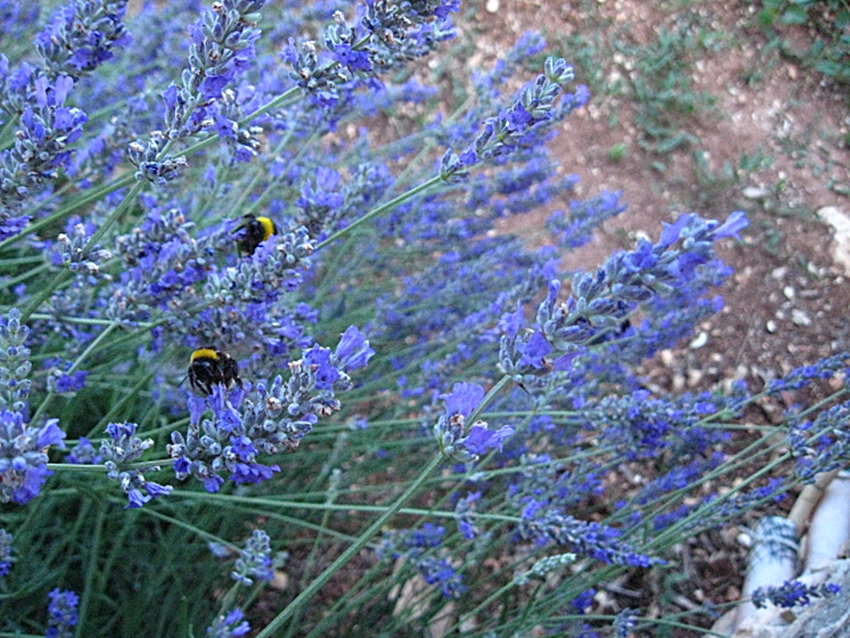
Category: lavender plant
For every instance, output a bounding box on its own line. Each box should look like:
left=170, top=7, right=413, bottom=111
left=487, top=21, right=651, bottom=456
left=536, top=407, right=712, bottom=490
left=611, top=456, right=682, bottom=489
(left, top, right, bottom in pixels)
left=0, top=1, right=847, bottom=636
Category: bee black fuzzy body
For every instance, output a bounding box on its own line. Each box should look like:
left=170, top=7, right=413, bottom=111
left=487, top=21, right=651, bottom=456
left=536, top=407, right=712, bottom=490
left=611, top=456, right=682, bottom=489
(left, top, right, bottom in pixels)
left=187, top=348, right=243, bottom=395
left=235, top=214, right=276, bottom=256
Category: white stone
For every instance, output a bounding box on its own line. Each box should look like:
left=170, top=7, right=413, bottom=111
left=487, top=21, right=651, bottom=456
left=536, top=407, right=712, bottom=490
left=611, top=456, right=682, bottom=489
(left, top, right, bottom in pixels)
left=818, top=206, right=850, bottom=274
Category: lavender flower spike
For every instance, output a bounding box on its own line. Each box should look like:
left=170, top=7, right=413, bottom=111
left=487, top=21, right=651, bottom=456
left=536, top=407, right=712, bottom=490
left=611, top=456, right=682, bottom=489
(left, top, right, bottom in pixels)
left=433, top=382, right=514, bottom=461
left=0, top=410, right=65, bottom=505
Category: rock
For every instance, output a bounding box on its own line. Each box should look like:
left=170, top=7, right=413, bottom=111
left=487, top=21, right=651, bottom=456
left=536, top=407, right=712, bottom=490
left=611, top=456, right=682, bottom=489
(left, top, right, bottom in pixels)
left=689, top=331, right=709, bottom=349
left=770, top=267, right=787, bottom=280
left=743, top=186, right=770, bottom=200
left=818, top=206, right=850, bottom=275
left=791, top=309, right=811, bottom=327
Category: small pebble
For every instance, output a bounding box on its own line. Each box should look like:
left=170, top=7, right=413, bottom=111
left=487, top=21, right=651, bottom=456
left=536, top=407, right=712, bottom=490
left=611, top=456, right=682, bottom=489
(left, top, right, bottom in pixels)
left=770, top=266, right=787, bottom=279
left=791, top=309, right=812, bottom=326
left=689, top=331, right=709, bottom=349
left=743, top=186, right=769, bottom=200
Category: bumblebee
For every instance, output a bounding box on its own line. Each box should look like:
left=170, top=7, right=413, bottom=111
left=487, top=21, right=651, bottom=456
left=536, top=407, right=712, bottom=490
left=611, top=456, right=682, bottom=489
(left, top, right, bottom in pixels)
left=235, top=214, right=276, bottom=256
left=187, top=348, right=243, bottom=395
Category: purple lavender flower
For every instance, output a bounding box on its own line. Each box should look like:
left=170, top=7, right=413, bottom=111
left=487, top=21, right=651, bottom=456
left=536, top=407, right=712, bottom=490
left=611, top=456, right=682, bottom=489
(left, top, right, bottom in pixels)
left=443, top=382, right=485, bottom=419
left=752, top=579, right=840, bottom=609
left=519, top=504, right=663, bottom=568
left=455, top=491, right=481, bottom=539
left=126, top=133, right=188, bottom=184
left=378, top=523, right=445, bottom=558
left=432, top=382, right=515, bottom=461
left=787, top=401, right=850, bottom=483
left=765, top=354, right=849, bottom=394
left=34, top=0, right=130, bottom=79
left=169, top=331, right=367, bottom=492
left=50, top=369, right=89, bottom=395
left=231, top=529, right=274, bottom=586
left=161, top=0, right=265, bottom=141
left=0, top=70, right=87, bottom=216
left=418, top=556, right=467, bottom=599
left=571, top=588, right=596, bottom=613
left=304, top=345, right=342, bottom=390
left=515, top=552, right=577, bottom=585
left=377, top=523, right=465, bottom=598
left=442, top=56, right=586, bottom=181
left=0, top=308, right=32, bottom=412
left=462, top=423, right=514, bottom=455
left=499, top=212, right=749, bottom=379
left=613, top=608, right=639, bottom=637
left=547, top=189, right=627, bottom=249
left=0, top=529, right=14, bottom=577
left=286, top=0, right=459, bottom=106
left=45, top=588, right=79, bottom=638
left=334, top=325, right=375, bottom=372
left=510, top=453, right=605, bottom=513
left=64, top=437, right=102, bottom=464
left=205, top=608, right=251, bottom=638
left=0, top=410, right=64, bottom=504
left=99, top=422, right=172, bottom=508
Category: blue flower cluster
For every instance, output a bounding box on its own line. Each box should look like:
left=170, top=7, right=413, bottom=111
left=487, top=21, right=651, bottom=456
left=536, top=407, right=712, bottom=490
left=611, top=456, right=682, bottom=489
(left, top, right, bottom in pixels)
left=205, top=608, right=251, bottom=638
left=377, top=522, right=466, bottom=599
left=0, top=70, right=87, bottom=221
left=0, top=409, right=64, bottom=504
left=169, top=327, right=373, bottom=492
left=751, top=579, right=840, bottom=609
left=45, top=588, right=79, bottom=638
left=441, top=57, right=588, bottom=181
left=518, top=502, right=663, bottom=568
left=499, top=211, right=748, bottom=379
left=433, top=382, right=514, bottom=462
left=0, top=528, right=13, bottom=577
left=285, top=0, right=458, bottom=107
left=99, top=421, right=173, bottom=508
left=231, top=529, right=274, bottom=586
left=513, top=552, right=576, bottom=586
left=35, top=1, right=130, bottom=79
left=787, top=401, right=850, bottom=482
left=0, top=309, right=66, bottom=504
left=613, top=608, right=638, bottom=637
left=0, top=0, right=131, bottom=225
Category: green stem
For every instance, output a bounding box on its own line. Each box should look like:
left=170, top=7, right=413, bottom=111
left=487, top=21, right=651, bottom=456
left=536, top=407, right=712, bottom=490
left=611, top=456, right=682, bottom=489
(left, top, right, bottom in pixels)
left=283, top=475, right=341, bottom=638
left=316, top=175, right=444, bottom=250
left=26, top=313, right=155, bottom=328
left=84, top=180, right=145, bottom=252
left=20, top=269, right=70, bottom=323
left=76, top=503, right=106, bottom=637
left=2, top=262, right=50, bottom=288
left=253, top=453, right=445, bottom=638
left=29, top=322, right=119, bottom=424
left=0, top=173, right=136, bottom=253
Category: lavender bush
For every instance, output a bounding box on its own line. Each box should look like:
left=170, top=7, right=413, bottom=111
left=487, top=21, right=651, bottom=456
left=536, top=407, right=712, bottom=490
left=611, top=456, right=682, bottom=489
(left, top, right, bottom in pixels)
left=0, top=1, right=847, bottom=636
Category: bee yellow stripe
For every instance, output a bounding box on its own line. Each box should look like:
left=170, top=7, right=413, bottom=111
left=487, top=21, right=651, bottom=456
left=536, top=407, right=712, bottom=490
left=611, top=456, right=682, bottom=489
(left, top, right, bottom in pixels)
left=191, top=348, right=219, bottom=362
left=257, top=217, right=276, bottom=241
